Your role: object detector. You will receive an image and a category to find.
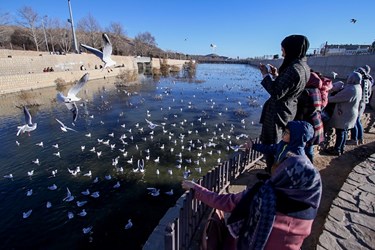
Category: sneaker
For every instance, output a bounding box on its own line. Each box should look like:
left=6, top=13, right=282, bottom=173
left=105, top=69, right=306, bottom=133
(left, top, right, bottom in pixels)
left=359, top=139, right=364, bottom=145
left=346, top=140, right=358, bottom=146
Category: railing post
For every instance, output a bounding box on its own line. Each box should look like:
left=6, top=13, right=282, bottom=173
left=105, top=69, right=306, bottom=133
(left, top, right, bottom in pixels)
left=159, top=138, right=263, bottom=250
left=165, top=223, right=175, bottom=250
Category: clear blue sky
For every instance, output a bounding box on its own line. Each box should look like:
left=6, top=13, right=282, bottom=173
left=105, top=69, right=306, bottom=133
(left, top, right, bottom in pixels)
left=2, top=0, right=374, bottom=58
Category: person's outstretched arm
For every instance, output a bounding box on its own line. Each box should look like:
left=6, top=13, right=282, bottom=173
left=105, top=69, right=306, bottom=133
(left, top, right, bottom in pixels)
left=182, top=180, right=244, bottom=212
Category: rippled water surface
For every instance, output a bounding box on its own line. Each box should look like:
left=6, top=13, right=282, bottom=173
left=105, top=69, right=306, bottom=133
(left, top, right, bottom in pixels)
left=0, top=63, right=267, bottom=249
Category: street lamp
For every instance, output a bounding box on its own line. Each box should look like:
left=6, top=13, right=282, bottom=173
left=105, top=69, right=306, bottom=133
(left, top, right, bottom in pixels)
left=67, top=0, right=79, bottom=53
left=42, top=15, right=49, bottom=53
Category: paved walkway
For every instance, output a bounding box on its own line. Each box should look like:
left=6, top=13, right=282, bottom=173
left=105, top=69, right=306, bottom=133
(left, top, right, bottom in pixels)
left=317, top=153, right=375, bottom=250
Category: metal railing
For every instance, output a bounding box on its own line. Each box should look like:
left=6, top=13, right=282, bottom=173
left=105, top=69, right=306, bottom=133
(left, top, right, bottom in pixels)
left=163, top=139, right=263, bottom=250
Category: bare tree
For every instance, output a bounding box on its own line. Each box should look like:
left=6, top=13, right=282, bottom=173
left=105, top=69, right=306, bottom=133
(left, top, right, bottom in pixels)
left=0, top=11, right=10, bottom=35
left=55, top=20, right=72, bottom=53
left=77, top=13, right=101, bottom=48
left=106, top=22, right=128, bottom=55
left=44, top=16, right=61, bottom=53
left=17, top=6, right=42, bottom=51
left=0, top=11, right=11, bottom=47
left=134, top=32, right=157, bottom=56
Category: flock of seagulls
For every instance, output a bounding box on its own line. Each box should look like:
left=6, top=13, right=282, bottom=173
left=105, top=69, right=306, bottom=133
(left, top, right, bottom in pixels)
left=6, top=35, right=265, bottom=247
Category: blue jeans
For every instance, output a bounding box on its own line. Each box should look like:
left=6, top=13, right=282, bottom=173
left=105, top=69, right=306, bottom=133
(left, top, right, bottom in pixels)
left=350, top=116, right=363, bottom=141
left=334, top=128, right=348, bottom=153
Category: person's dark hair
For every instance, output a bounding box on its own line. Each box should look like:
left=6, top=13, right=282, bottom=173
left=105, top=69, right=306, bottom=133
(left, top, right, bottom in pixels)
left=279, top=35, right=309, bottom=73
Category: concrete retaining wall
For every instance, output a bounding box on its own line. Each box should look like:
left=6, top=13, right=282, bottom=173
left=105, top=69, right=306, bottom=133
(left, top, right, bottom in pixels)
left=0, top=49, right=190, bottom=95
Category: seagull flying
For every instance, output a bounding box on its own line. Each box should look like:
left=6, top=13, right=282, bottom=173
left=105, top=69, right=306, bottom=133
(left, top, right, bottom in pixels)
left=17, top=106, right=37, bottom=136
left=350, top=18, right=357, bottom=23
left=55, top=118, right=77, bottom=132
left=56, top=73, right=89, bottom=123
left=80, top=33, right=116, bottom=70
left=145, top=119, right=160, bottom=129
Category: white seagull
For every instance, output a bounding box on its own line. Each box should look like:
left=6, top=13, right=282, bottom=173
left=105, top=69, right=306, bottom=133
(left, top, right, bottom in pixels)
left=17, top=106, right=37, bottom=136
left=83, top=226, right=93, bottom=234
left=124, top=219, right=133, bottom=229
left=23, top=209, right=32, bottom=219
left=80, top=33, right=116, bottom=70
left=56, top=73, right=89, bottom=123
left=63, top=187, right=74, bottom=202
left=55, top=118, right=77, bottom=132
left=145, top=119, right=160, bottom=129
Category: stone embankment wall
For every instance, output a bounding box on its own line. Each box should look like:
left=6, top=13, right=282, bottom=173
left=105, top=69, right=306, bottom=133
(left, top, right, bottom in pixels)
left=0, top=49, right=189, bottom=95
left=249, top=54, right=375, bottom=80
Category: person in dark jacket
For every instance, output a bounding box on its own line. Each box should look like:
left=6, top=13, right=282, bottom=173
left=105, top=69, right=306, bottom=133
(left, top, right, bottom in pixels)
left=258, top=34, right=310, bottom=174
left=182, top=121, right=321, bottom=250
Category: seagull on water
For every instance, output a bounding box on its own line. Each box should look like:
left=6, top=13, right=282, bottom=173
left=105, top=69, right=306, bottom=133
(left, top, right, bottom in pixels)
left=17, top=106, right=37, bottom=136
left=27, top=170, right=34, bottom=177
left=125, top=219, right=133, bottom=229
left=80, top=33, right=116, bottom=71
left=63, top=187, right=74, bottom=202
left=68, top=212, right=74, bottom=220
left=78, top=209, right=87, bottom=217
left=113, top=181, right=121, bottom=189
left=91, top=191, right=100, bottom=198
left=81, top=189, right=90, bottom=196
left=32, top=158, right=40, bottom=166
left=77, top=200, right=88, bottom=207
left=51, top=169, right=58, bottom=177
left=147, top=188, right=160, bottom=196
left=83, top=226, right=93, bottom=234
left=48, top=184, right=58, bottom=190
left=23, top=209, right=32, bottom=219
left=4, top=174, right=13, bottom=179
left=56, top=73, right=89, bottom=123
left=46, top=201, right=52, bottom=208
left=26, top=189, right=33, bottom=196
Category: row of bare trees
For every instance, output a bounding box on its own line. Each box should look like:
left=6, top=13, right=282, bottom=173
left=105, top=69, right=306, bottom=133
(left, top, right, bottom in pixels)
left=0, top=6, right=166, bottom=57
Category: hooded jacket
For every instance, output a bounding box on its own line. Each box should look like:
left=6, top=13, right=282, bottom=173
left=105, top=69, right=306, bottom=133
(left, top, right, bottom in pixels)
left=260, top=35, right=310, bottom=144
left=328, top=72, right=362, bottom=129
left=253, top=120, right=314, bottom=165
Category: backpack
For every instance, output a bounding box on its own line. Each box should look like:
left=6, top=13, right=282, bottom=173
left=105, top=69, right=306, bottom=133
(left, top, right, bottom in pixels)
left=202, top=209, right=233, bottom=250
left=361, top=78, right=372, bottom=104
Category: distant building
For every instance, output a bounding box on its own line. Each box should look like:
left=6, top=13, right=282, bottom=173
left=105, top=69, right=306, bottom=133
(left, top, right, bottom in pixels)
left=321, top=44, right=371, bottom=55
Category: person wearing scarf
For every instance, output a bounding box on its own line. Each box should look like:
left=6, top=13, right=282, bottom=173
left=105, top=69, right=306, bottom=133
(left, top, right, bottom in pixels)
left=258, top=35, right=310, bottom=173
left=182, top=121, right=322, bottom=250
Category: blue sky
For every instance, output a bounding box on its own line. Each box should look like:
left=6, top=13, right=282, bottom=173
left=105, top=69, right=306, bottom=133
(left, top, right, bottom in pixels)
left=2, top=0, right=374, bottom=58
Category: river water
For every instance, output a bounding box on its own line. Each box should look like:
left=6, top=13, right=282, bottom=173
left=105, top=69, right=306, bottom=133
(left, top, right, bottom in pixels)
left=0, top=63, right=267, bottom=249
